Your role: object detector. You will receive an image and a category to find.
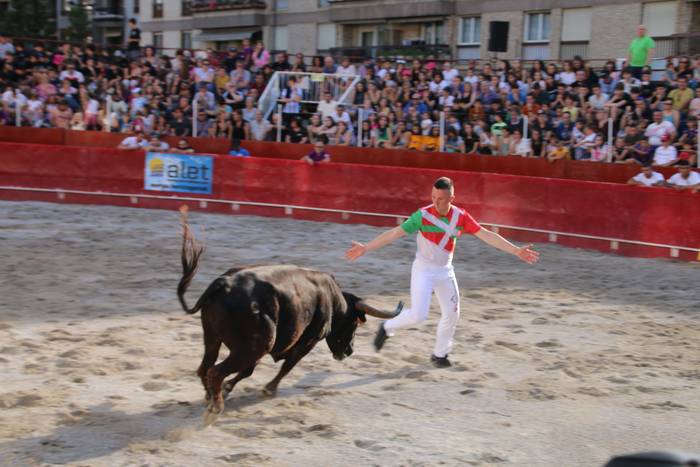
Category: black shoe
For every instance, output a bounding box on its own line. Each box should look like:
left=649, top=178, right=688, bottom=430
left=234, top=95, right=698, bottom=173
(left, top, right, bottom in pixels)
left=374, top=323, right=388, bottom=352
left=430, top=354, right=452, bottom=368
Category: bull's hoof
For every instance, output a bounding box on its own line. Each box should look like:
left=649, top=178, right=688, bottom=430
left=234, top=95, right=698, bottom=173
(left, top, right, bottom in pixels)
left=222, top=382, right=234, bottom=399
left=203, top=398, right=224, bottom=426
left=262, top=385, right=277, bottom=397
left=203, top=408, right=221, bottom=426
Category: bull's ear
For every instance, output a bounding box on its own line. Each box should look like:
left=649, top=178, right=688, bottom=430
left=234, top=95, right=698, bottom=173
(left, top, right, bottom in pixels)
left=356, top=314, right=367, bottom=325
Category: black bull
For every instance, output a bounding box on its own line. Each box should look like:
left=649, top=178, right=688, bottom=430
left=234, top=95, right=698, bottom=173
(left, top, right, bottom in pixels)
left=176, top=211, right=402, bottom=419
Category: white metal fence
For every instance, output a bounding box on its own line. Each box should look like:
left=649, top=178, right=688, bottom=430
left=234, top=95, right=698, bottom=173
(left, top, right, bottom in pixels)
left=257, top=71, right=360, bottom=120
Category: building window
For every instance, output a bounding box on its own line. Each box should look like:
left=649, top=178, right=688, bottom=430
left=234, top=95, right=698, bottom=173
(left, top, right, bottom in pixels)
left=181, top=31, right=192, bottom=49
left=524, top=12, right=550, bottom=43
left=318, top=0, right=330, bottom=7
left=273, top=26, right=288, bottom=52
left=276, top=0, right=288, bottom=10
left=560, top=8, right=591, bottom=59
left=153, top=32, right=163, bottom=50
left=134, top=0, right=139, bottom=14
left=459, top=17, right=480, bottom=45
left=422, top=21, right=444, bottom=45
left=643, top=1, right=678, bottom=57
left=317, top=23, right=336, bottom=52
left=152, top=0, right=163, bottom=18
left=181, top=0, right=192, bottom=16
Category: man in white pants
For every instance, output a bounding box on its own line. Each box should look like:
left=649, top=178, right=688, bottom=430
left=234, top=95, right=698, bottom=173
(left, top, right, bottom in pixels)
left=345, top=177, right=540, bottom=367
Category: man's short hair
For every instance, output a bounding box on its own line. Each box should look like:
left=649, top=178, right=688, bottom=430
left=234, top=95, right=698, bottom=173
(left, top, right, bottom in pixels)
left=676, top=160, right=690, bottom=167
left=434, top=177, right=454, bottom=192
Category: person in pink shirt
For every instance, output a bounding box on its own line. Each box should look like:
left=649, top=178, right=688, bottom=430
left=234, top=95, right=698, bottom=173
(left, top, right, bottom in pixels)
left=252, top=42, right=270, bottom=71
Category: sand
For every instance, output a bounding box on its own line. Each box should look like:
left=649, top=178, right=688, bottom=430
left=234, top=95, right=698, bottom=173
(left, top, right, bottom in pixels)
left=0, top=200, right=698, bottom=467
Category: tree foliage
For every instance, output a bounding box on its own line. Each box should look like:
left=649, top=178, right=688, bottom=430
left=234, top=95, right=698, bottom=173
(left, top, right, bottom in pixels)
left=0, top=0, right=55, bottom=38
left=67, top=3, right=90, bottom=42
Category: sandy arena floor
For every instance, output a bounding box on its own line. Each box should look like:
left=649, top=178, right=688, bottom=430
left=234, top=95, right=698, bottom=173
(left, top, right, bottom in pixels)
left=0, top=201, right=698, bottom=467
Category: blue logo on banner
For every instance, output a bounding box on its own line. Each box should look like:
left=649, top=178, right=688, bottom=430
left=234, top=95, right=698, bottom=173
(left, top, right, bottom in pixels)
left=144, top=152, right=213, bottom=194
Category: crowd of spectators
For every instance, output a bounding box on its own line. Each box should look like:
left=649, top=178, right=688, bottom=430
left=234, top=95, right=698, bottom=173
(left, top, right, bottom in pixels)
left=0, top=28, right=699, bottom=184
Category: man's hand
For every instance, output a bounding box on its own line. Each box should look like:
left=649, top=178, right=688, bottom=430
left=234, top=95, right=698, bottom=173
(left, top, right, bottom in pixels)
left=345, top=241, right=367, bottom=261
left=516, top=244, right=540, bottom=264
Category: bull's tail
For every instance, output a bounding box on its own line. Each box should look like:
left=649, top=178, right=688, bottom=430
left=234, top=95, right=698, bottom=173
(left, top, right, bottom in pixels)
left=177, top=206, right=206, bottom=314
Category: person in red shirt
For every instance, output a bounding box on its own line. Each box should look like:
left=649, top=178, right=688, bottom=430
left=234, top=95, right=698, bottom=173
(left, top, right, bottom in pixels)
left=345, top=177, right=539, bottom=367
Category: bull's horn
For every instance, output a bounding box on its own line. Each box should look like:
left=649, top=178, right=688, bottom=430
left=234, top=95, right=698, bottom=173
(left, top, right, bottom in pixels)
left=356, top=300, right=404, bottom=319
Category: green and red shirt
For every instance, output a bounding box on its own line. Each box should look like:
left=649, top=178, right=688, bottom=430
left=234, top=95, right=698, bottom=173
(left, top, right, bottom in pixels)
left=401, top=204, right=482, bottom=266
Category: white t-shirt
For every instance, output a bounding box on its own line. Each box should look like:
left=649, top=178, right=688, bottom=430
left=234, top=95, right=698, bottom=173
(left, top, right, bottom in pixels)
left=148, top=141, right=170, bottom=151
left=442, top=68, right=459, bottom=82
left=330, top=111, right=352, bottom=130
left=316, top=100, right=337, bottom=119
left=653, top=145, right=677, bottom=165
left=668, top=171, right=700, bottom=186
left=119, top=136, right=148, bottom=149
left=59, top=70, right=85, bottom=83
left=336, top=64, right=357, bottom=76
left=632, top=171, right=665, bottom=186
left=588, top=93, right=609, bottom=111
left=645, top=122, right=675, bottom=146
left=556, top=71, right=576, bottom=85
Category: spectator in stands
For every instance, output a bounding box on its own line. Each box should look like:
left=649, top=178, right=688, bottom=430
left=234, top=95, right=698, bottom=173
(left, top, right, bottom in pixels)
left=666, top=160, right=700, bottom=191
left=645, top=111, right=676, bottom=147
left=511, top=130, right=530, bottom=157
left=49, top=100, right=73, bottom=129
left=285, top=118, right=307, bottom=144
left=252, top=42, right=270, bottom=71
left=118, top=130, right=148, bottom=149
left=627, top=164, right=665, bottom=186
left=573, top=126, right=597, bottom=160
left=301, top=141, right=330, bottom=165
left=0, top=35, right=15, bottom=60
left=547, top=138, right=570, bottom=163
left=422, top=126, right=442, bottom=152
left=627, top=25, right=655, bottom=79
left=653, top=134, right=679, bottom=166
left=668, top=76, right=693, bottom=113
left=249, top=110, right=272, bottom=141
left=145, top=133, right=170, bottom=152
left=444, top=127, right=465, bottom=153
left=335, top=121, right=354, bottom=146
left=279, top=76, right=302, bottom=123
left=126, top=19, right=141, bottom=60
left=317, top=92, right=337, bottom=120
left=331, top=104, right=353, bottom=131
left=336, top=57, right=356, bottom=76
left=172, top=138, right=195, bottom=154
left=229, top=139, right=251, bottom=157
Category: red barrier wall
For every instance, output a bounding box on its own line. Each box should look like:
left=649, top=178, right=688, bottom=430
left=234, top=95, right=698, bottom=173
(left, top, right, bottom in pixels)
left=1, top=142, right=698, bottom=261
left=0, top=127, right=679, bottom=184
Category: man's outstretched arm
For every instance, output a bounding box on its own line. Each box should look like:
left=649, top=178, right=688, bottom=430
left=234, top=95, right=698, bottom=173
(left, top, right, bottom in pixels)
left=474, top=228, right=540, bottom=264
left=345, top=226, right=407, bottom=261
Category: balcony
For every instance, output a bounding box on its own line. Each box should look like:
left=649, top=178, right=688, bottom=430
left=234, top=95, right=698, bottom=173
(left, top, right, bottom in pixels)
left=191, top=0, right=266, bottom=13
left=330, top=43, right=451, bottom=60
left=93, top=1, right=124, bottom=21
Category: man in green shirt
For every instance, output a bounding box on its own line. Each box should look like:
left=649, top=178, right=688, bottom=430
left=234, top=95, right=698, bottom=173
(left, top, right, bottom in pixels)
left=627, top=25, right=655, bottom=79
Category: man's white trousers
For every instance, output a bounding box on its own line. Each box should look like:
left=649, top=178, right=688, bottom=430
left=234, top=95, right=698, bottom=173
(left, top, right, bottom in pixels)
left=383, top=259, right=460, bottom=358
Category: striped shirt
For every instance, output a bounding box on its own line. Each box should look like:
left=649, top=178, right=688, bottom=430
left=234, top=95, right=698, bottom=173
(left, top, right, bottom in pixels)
left=401, top=204, right=482, bottom=266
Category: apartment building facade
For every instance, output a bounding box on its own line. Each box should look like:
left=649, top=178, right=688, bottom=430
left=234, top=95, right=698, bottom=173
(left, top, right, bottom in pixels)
left=138, top=0, right=699, bottom=61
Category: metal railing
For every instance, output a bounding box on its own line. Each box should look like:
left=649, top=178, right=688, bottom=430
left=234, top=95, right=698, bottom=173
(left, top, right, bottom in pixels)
left=329, top=44, right=451, bottom=60
left=191, top=0, right=266, bottom=12
left=258, top=71, right=359, bottom=120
